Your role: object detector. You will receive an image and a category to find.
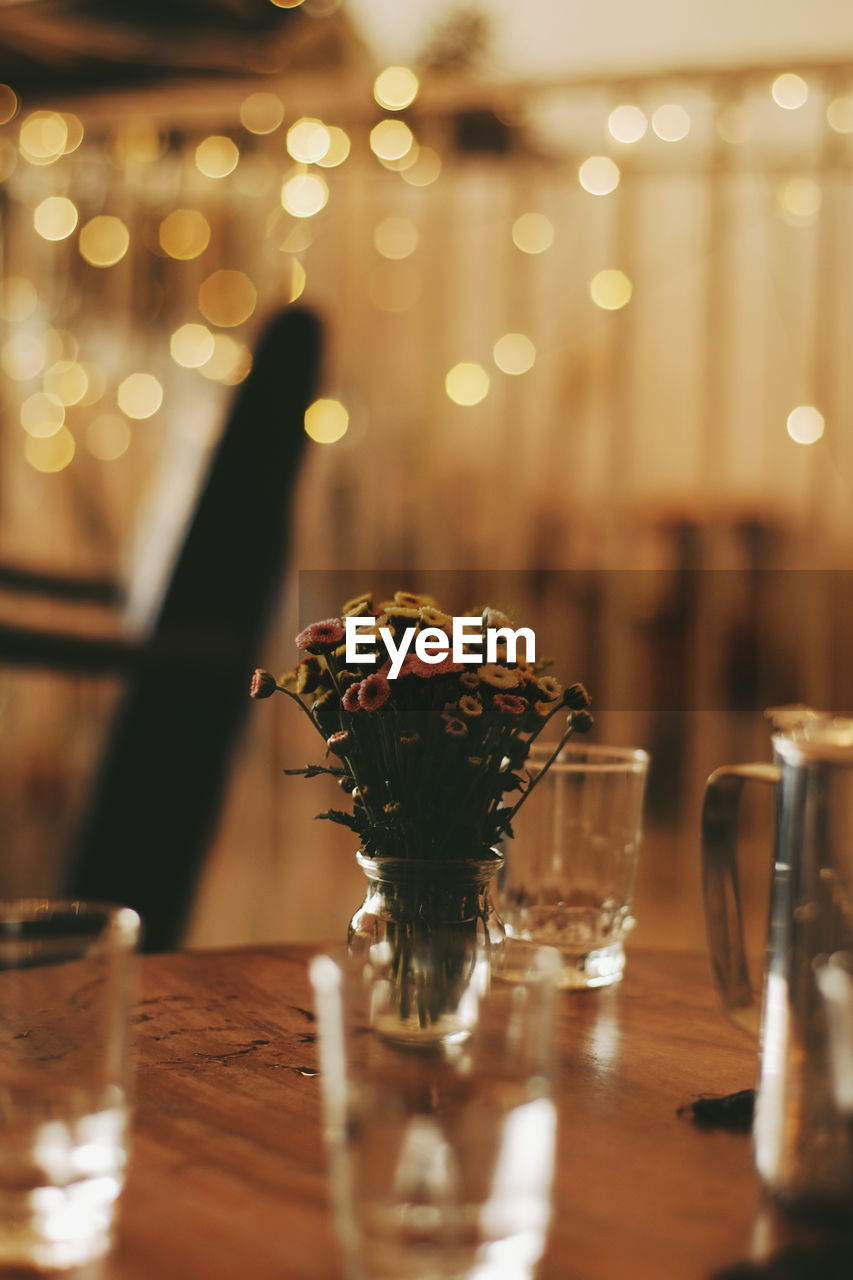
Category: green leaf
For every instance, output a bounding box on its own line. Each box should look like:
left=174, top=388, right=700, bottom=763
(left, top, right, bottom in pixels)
left=315, top=809, right=360, bottom=832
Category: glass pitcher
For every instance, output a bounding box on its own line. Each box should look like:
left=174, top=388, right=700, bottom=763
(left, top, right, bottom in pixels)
left=701, top=710, right=853, bottom=1209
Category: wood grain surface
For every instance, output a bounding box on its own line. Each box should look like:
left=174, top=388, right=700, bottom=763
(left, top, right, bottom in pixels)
left=95, top=946, right=823, bottom=1280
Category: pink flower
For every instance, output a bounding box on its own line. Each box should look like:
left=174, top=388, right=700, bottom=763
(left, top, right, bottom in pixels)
left=249, top=668, right=277, bottom=699
left=342, top=683, right=362, bottom=713
left=358, top=673, right=391, bottom=711
left=295, top=618, right=345, bottom=654
left=493, top=693, right=526, bottom=717
left=396, top=653, right=464, bottom=679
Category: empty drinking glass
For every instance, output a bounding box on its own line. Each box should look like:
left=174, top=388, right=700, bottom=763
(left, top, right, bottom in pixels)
left=310, top=938, right=561, bottom=1280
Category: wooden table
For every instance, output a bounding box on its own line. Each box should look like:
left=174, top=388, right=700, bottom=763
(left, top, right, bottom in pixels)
left=103, top=946, right=820, bottom=1280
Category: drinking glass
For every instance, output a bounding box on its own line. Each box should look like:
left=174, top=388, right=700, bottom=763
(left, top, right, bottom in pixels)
left=310, top=938, right=561, bottom=1280
left=502, top=742, right=649, bottom=988
left=0, top=899, right=140, bottom=1270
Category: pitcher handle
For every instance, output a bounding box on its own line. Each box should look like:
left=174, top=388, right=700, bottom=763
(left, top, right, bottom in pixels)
left=701, top=763, right=780, bottom=1035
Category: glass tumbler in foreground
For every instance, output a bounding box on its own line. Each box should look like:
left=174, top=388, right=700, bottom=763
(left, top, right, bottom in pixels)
left=502, top=743, right=649, bottom=989
left=310, top=939, right=561, bottom=1280
left=0, top=899, right=140, bottom=1270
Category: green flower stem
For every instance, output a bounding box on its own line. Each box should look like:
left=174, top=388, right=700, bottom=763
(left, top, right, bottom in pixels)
left=497, top=718, right=579, bottom=835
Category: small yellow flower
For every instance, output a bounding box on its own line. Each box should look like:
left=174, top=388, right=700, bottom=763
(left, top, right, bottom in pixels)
left=419, top=605, right=452, bottom=630
left=536, top=675, right=563, bottom=702
left=458, top=694, right=483, bottom=717
left=394, top=590, right=437, bottom=608
left=459, top=670, right=480, bottom=690
left=533, top=701, right=553, bottom=717
left=444, top=717, right=468, bottom=738
left=342, top=592, right=373, bottom=614
left=478, top=663, right=520, bottom=690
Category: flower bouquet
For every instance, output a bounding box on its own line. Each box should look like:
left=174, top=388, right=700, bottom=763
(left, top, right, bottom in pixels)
left=252, top=589, right=591, bottom=1041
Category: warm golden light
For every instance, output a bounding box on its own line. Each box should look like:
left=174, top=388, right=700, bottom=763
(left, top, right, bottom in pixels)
left=493, top=333, right=536, bottom=375
left=170, top=323, right=215, bottom=368
left=778, top=177, right=821, bottom=222
left=199, top=335, right=253, bottom=385
left=2, top=334, right=45, bottom=380
left=578, top=155, right=620, bottom=196
left=772, top=73, right=808, bottom=110
left=61, top=113, right=84, bottom=154
left=78, top=362, right=106, bottom=406
left=25, top=426, right=75, bottom=473
left=269, top=0, right=305, bottom=7
left=19, top=111, right=67, bottom=163
left=716, top=104, right=749, bottom=145
left=304, top=398, right=349, bottom=443
left=117, top=372, right=163, bottom=419
left=159, top=209, right=211, bottom=260
left=369, top=119, right=414, bottom=161
left=86, top=414, right=132, bottom=461
left=280, top=172, right=329, bottom=217
left=315, top=126, right=351, bottom=168
left=512, top=212, right=554, bottom=255
left=288, top=258, right=307, bottom=302
left=20, top=391, right=64, bottom=438
left=445, top=362, right=490, bottom=406
left=590, top=268, right=633, bottom=310
left=198, top=270, right=257, bottom=328
left=79, top=215, right=130, bottom=267
left=368, top=262, right=420, bottom=313
left=0, top=83, right=18, bottom=126
left=827, top=97, right=853, bottom=134
left=373, top=66, right=419, bottom=111
left=401, top=146, right=441, bottom=187
left=0, top=139, right=16, bottom=181
left=607, top=105, right=647, bottom=143
left=373, top=216, right=418, bottom=259
left=286, top=118, right=331, bottom=163
left=195, top=135, right=240, bottom=178
left=44, top=360, right=89, bottom=406
left=33, top=196, right=78, bottom=241
left=0, top=276, right=37, bottom=322
left=652, top=104, right=691, bottom=142
left=239, top=92, right=284, bottom=135
left=786, top=405, right=824, bottom=444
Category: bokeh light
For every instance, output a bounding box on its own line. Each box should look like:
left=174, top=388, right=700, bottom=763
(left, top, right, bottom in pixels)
left=590, top=268, right=633, bottom=310
left=117, top=372, right=163, bottom=419
left=608, top=105, right=647, bottom=143
left=772, top=73, right=808, bottom=110
left=445, top=362, right=490, bottom=406
left=44, top=360, right=89, bottom=406
left=79, top=215, right=130, bottom=267
left=78, top=362, right=106, bottom=406
left=0, top=84, right=18, bottom=125
left=511, top=212, right=554, bottom=254
left=373, top=66, right=419, bottom=111
left=170, top=323, right=215, bottom=368
left=401, top=146, right=441, bottom=187
left=198, top=270, right=257, bottom=328
left=0, top=139, right=16, bottom=181
left=159, top=209, right=211, bottom=260
left=0, top=276, right=38, bottom=322
left=281, top=172, right=329, bottom=217
left=195, top=135, right=240, bottom=178
left=19, top=111, right=67, bottom=164
left=25, top=426, right=75, bottom=473
left=304, top=398, right=349, bottom=443
left=86, top=414, right=132, bottom=461
left=315, top=126, right=351, bottom=167
left=199, top=334, right=253, bottom=385
left=114, top=122, right=164, bottom=166
left=778, top=177, right=821, bottom=222
left=786, top=405, right=824, bottom=444
left=288, top=259, right=307, bottom=302
left=493, top=333, right=536, bottom=375
left=373, top=216, right=418, bottom=259
left=33, top=196, right=78, bottom=241
left=287, top=118, right=331, bottom=163
left=578, top=155, right=620, bottom=196
left=652, top=104, right=691, bottom=142
left=827, top=97, right=853, bottom=134
left=61, top=113, right=84, bottom=154
left=369, top=119, right=414, bottom=162
left=2, top=334, right=45, bottom=380
left=239, top=92, right=284, bottom=135
left=20, top=392, right=64, bottom=438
